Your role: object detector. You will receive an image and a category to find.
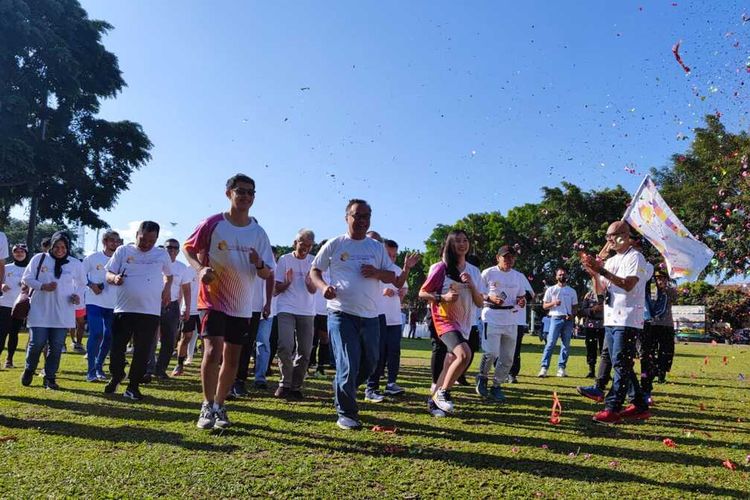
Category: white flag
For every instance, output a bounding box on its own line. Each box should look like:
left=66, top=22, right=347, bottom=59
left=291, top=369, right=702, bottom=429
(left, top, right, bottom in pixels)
left=623, top=176, right=714, bottom=280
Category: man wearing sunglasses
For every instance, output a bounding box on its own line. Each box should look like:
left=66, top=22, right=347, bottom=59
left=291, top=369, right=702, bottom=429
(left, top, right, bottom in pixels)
left=184, top=174, right=274, bottom=430
left=581, top=221, right=652, bottom=424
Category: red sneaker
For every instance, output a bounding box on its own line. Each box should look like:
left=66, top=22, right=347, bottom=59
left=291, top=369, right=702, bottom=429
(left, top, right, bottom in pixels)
left=593, top=409, right=621, bottom=424
left=619, top=404, right=651, bottom=420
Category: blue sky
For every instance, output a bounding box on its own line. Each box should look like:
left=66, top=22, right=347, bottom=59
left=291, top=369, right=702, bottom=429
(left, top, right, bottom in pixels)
left=63, top=0, right=750, bottom=252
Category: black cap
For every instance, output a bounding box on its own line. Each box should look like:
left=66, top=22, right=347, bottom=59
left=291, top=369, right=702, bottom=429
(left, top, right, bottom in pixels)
left=497, top=245, right=516, bottom=257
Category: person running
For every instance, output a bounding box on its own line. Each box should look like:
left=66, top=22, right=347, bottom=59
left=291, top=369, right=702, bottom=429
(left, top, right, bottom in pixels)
left=253, top=267, right=276, bottom=390
left=173, top=263, right=200, bottom=376
left=82, top=230, right=120, bottom=381
left=419, top=230, right=483, bottom=416
left=0, top=244, right=29, bottom=368
left=365, top=239, right=420, bottom=399
left=476, top=245, right=533, bottom=402
left=149, top=238, right=191, bottom=378
left=581, top=221, right=652, bottom=423
left=538, top=268, right=578, bottom=377
left=21, top=232, right=86, bottom=390
left=104, top=221, right=173, bottom=401
left=310, top=199, right=395, bottom=430
left=183, top=174, right=274, bottom=430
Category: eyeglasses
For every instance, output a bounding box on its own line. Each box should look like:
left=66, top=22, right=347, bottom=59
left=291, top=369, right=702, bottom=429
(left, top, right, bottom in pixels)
left=347, top=212, right=372, bottom=220
left=232, top=187, right=256, bottom=196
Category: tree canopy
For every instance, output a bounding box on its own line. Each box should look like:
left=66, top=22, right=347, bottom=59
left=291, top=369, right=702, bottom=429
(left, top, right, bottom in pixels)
left=0, top=0, right=151, bottom=247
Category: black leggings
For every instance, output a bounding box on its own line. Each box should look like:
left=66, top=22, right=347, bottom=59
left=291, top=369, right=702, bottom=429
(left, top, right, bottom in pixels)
left=0, top=306, right=22, bottom=362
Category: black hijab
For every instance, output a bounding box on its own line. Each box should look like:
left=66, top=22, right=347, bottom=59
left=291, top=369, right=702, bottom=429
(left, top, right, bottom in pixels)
left=48, top=231, right=70, bottom=279
left=11, top=244, right=30, bottom=267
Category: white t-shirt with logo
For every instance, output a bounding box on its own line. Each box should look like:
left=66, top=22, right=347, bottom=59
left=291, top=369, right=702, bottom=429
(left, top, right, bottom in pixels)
left=0, top=263, right=27, bottom=308
left=181, top=265, right=199, bottom=315
left=543, top=284, right=578, bottom=317
left=23, top=253, right=86, bottom=328
left=602, top=248, right=652, bottom=329
left=310, top=234, right=392, bottom=318
left=83, top=251, right=117, bottom=309
left=481, top=267, right=533, bottom=326
left=275, top=253, right=315, bottom=316
left=105, top=244, right=172, bottom=316
left=167, top=260, right=188, bottom=303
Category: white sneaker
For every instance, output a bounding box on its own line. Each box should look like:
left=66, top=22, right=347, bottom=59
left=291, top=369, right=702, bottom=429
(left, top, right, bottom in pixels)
left=336, top=416, right=362, bottom=430
left=538, top=367, right=548, bottom=378
left=384, top=383, right=405, bottom=396
left=185, top=357, right=193, bottom=365
left=364, top=390, right=385, bottom=403
left=556, top=368, right=567, bottom=377
left=214, top=404, right=231, bottom=428
left=432, top=388, right=454, bottom=413
left=196, top=402, right=215, bottom=430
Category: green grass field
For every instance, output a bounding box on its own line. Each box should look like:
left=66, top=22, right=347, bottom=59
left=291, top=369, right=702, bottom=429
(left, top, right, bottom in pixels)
left=0, top=334, right=748, bottom=498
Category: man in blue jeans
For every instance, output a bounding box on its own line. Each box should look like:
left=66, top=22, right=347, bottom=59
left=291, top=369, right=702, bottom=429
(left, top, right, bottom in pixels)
left=82, top=230, right=120, bottom=381
left=581, top=221, right=652, bottom=423
left=310, top=199, right=395, bottom=430
left=538, top=268, right=578, bottom=377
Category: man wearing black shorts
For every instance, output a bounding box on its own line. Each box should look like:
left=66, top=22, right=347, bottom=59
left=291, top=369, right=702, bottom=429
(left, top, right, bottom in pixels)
left=183, top=174, right=274, bottom=429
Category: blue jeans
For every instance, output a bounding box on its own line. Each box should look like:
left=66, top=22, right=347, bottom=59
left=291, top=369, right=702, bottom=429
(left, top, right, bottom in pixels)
left=25, top=327, right=67, bottom=380
left=328, top=311, right=380, bottom=419
left=254, top=316, right=273, bottom=383
left=366, top=319, right=402, bottom=390
left=540, top=316, right=573, bottom=369
left=604, top=326, right=647, bottom=411
left=86, top=305, right=114, bottom=378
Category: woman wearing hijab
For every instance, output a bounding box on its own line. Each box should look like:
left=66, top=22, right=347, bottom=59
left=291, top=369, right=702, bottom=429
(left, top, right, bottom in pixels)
left=0, top=244, right=30, bottom=367
left=21, top=232, right=86, bottom=389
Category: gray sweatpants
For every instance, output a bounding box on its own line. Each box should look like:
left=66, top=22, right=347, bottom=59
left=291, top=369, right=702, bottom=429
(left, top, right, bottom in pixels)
left=276, top=312, right=315, bottom=390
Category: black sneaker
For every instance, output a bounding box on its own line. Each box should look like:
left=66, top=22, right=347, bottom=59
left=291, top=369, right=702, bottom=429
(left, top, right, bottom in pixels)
left=123, top=387, right=143, bottom=401
left=154, top=371, right=169, bottom=380
left=456, top=375, right=470, bottom=386
left=21, top=369, right=34, bottom=387
left=140, top=373, right=153, bottom=384
left=253, top=381, right=268, bottom=390
left=104, top=376, right=122, bottom=394
left=288, top=390, right=304, bottom=400
left=231, top=380, right=248, bottom=397
left=43, top=378, right=60, bottom=390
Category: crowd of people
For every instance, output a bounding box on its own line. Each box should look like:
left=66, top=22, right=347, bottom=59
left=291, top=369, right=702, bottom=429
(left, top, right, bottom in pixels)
left=0, top=174, right=678, bottom=429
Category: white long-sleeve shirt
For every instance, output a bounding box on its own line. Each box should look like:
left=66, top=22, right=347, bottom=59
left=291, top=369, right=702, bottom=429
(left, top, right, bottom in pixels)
left=23, top=253, right=86, bottom=328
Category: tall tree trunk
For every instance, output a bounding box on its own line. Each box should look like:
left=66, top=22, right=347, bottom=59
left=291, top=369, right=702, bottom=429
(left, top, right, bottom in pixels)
left=26, top=188, right=38, bottom=250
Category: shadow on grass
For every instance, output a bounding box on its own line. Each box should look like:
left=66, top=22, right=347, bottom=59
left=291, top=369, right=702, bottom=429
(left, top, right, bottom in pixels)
left=223, top=423, right=747, bottom=498
left=0, top=414, right=240, bottom=453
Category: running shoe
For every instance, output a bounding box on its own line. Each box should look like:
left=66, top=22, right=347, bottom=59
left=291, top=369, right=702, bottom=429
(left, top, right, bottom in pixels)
left=384, top=383, right=405, bottom=396
left=619, top=404, right=651, bottom=421
left=427, top=398, right=447, bottom=418
left=197, top=402, right=215, bottom=430
left=336, top=416, right=361, bottom=430
left=432, top=388, right=454, bottom=413
left=364, top=390, right=385, bottom=403
left=123, top=387, right=143, bottom=401
left=475, top=376, right=489, bottom=398
left=592, top=409, right=621, bottom=424
left=576, top=385, right=605, bottom=403
left=214, top=405, right=231, bottom=428
left=489, top=385, right=506, bottom=403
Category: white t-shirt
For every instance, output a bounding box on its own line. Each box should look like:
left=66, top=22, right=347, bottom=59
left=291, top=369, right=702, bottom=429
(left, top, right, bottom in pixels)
left=383, top=278, right=408, bottom=326
left=250, top=273, right=266, bottom=313
left=275, top=253, right=315, bottom=316
left=23, top=253, right=86, bottom=328
left=181, top=266, right=199, bottom=315
left=602, top=248, right=651, bottom=328
left=543, top=284, right=578, bottom=317
left=183, top=214, right=276, bottom=318
left=105, top=244, right=172, bottom=316
left=310, top=234, right=392, bottom=318
left=481, top=267, right=532, bottom=326
left=0, top=263, right=27, bottom=308
left=374, top=261, right=404, bottom=316
left=313, top=270, right=330, bottom=315
left=167, top=260, right=188, bottom=302
left=0, top=232, right=8, bottom=261
left=83, top=251, right=117, bottom=309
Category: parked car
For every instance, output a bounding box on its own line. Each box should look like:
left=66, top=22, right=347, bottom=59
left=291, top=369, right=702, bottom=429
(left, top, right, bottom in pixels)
left=675, top=330, right=722, bottom=343
left=730, top=328, right=750, bottom=345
